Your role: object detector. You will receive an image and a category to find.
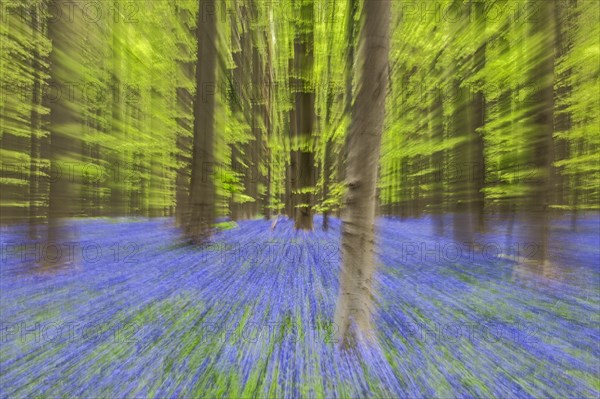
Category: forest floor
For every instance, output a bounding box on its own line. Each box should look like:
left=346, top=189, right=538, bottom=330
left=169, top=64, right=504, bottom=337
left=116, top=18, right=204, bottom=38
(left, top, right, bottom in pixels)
left=1, top=215, right=599, bottom=398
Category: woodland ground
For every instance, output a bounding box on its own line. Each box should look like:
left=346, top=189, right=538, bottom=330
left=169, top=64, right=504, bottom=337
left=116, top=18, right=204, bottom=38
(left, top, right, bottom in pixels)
left=0, top=215, right=598, bottom=398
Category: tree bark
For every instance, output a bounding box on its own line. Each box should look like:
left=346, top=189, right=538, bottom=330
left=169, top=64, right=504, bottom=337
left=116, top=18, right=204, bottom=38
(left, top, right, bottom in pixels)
left=322, top=0, right=338, bottom=231
left=451, top=80, right=475, bottom=244
left=46, top=0, right=82, bottom=266
left=28, top=6, right=42, bottom=239
left=522, top=0, right=555, bottom=266
left=264, top=30, right=273, bottom=220
left=186, top=0, right=218, bottom=243
left=431, top=88, right=444, bottom=236
left=109, top=13, right=125, bottom=217
left=322, top=137, right=332, bottom=230
left=334, top=0, right=391, bottom=347
left=291, top=0, right=315, bottom=230
left=174, top=6, right=195, bottom=227
left=469, top=1, right=487, bottom=233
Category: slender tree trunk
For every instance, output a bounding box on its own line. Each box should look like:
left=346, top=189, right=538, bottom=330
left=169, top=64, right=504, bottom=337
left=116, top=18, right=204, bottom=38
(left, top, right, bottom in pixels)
left=570, top=139, right=582, bottom=230
left=264, top=30, right=273, bottom=220
left=230, top=145, right=241, bottom=220
left=291, top=1, right=316, bottom=230
left=46, top=1, right=81, bottom=266
left=451, top=2, right=487, bottom=242
left=469, top=1, right=487, bottom=233
left=322, top=137, right=332, bottom=230
left=148, top=89, right=160, bottom=218
left=175, top=113, right=192, bottom=226
left=228, top=5, right=246, bottom=221
left=570, top=162, right=579, bottom=230
left=249, top=42, right=262, bottom=218
left=397, top=159, right=404, bottom=218
left=334, top=0, right=391, bottom=347
left=452, top=79, right=474, bottom=244
left=321, top=0, right=338, bottom=230
left=554, top=0, right=574, bottom=228
left=265, top=151, right=272, bottom=219
left=288, top=99, right=298, bottom=221
left=239, top=6, right=254, bottom=219
left=497, top=32, right=513, bottom=232
left=412, top=156, right=423, bottom=217
left=174, top=8, right=194, bottom=227
left=285, top=162, right=292, bottom=218
left=522, top=0, right=555, bottom=266
left=336, top=0, right=357, bottom=209
left=186, top=0, right=217, bottom=243
left=431, top=88, right=444, bottom=236
left=110, top=11, right=125, bottom=217
left=28, top=6, right=42, bottom=239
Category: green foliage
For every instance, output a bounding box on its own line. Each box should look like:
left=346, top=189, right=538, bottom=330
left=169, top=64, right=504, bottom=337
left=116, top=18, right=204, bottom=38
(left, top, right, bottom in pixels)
left=1, top=0, right=597, bottom=224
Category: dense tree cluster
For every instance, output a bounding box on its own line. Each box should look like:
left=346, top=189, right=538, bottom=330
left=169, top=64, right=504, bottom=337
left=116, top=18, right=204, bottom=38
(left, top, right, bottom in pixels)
left=1, top=0, right=598, bottom=254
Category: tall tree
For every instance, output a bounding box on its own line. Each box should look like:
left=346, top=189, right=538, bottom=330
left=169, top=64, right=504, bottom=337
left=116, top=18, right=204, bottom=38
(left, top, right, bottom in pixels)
left=263, top=28, right=274, bottom=220
left=430, top=86, right=445, bottom=236
left=46, top=1, right=84, bottom=266
left=28, top=5, right=44, bottom=239
left=451, top=0, right=487, bottom=244
left=468, top=1, right=487, bottom=233
left=334, top=0, right=391, bottom=346
left=522, top=0, right=556, bottom=267
left=186, top=0, right=218, bottom=243
left=109, top=6, right=125, bottom=217
left=291, top=0, right=315, bottom=230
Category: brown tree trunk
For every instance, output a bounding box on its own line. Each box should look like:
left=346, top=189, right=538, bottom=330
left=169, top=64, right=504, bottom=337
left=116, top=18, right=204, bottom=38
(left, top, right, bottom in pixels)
left=522, top=0, right=555, bottom=266
left=264, top=29, right=273, bottom=220
left=431, top=88, right=444, bottom=236
left=554, top=0, right=574, bottom=227
left=109, top=9, right=125, bottom=217
left=249, top=42, right=262, bottom=218
left=229, top=145, right=241, bottom=221
left=322, top=0, right=338, bottom=230
left=291, top=1, right=315, bottom=230
left=334, top=0, right=391, bottom=347
left=322, top=137, right=332, bottom=231
left=228, top=4, right=246, bottom=221
left=46, top=1, right=82, bottom=266
left=469, top=1, right=486, bottom=233
left=28, top=6, right=42, bottom=239
left=174, top=6, right=194, bottom=227
left=336, top=0, right=357, bottom=216
left=186, top=0, right=218, bottom=243
left=451, top=79, right=475, bottom=244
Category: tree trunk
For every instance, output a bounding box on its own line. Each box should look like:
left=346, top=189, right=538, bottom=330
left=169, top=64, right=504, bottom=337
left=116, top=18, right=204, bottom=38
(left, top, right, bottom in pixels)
left=431, top=88, right=444, bottom=236
left=28, top=6, right=42, bottom=239
left=110, top=10, right=125, bottom=217
left=249, top=43, right=262, bottom=218
left=522, top=0, right=555, bottom=266
left=46, top=0, right=82, bottom=266
left=288, top=102, right=297, bottom=220
left=469, top=1, right=487, bottom=233
left=571, top=139, right=582, bottom=230
left=322, top=138, right=332, bottom=230
left=264, top=29, right=273, bottom=220
left=336, top=0, right=357, bottom=214
left=321, top=0, right=338, bottom=230
left=334, top=0, right=391, bottom=347
left=451, top=80, right=474, bottom=244
left=186, top=0, right=218, bottom=243
left=554, top=0, right=574, bottom=228
left=291, top=0, right=315, bottom=230
left=174, top=6, right=194, bottom=228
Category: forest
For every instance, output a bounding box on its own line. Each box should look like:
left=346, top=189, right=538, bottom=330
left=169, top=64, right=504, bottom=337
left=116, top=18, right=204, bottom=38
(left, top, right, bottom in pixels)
left=0, top=0, right=599, bottom=397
